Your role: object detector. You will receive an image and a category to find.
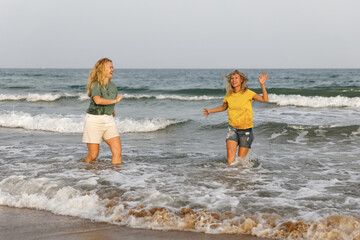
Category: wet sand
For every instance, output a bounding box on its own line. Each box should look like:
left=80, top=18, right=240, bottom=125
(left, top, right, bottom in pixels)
left=0, top=206, right=266, bottom=240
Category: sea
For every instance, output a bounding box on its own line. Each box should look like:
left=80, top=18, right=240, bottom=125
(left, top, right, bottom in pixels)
left=0, top=68, right=359, bottom=239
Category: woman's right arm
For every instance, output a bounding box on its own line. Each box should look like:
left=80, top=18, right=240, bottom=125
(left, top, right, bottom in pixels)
left=203, top=102, right=228, bottom=118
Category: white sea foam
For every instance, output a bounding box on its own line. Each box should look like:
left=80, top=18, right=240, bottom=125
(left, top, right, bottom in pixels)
left=287, top=130, right=309, bottom=144
left=0, top=176, right=105, bottom=219
left=78, top=93, right=89, bottom=101
left=0, top=93, right=79, bottom=101
left=0, top=111, right=185, bottom=133
left=67, top=93, right=222, bottom=101
left=122, top=93, right=222, bottom=101
left=116, top=118, right=184, bottom=133
left=0, top=93, right=221, bottom=102
left=230, top=156, right=254, bottom=168
left=6, top=92, right=358, bottom=107
left=350, top=127, right=360, bottom=136
left=1, top=175, right=360, bottom=240
left=269, top=94, right=360, bottom=108
left=127, top=93, right=360, bottom=106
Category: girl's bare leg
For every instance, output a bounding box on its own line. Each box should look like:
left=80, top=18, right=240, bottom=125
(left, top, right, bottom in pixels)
left=226, top=140, right=238, bottom=164
left=105, top=136, right=122, bottom=165
left=84, top=143, right=99, bottom=163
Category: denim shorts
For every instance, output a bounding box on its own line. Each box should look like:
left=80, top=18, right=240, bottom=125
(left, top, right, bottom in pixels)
left=226, top=125, right=254, bottom=148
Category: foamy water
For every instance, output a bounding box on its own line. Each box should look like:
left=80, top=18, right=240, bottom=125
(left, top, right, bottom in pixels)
left=1, top=151, right=359, bottom=239
left=0, top=68, right=359, bottom=239
left=269, top=94, right=360, bottom=108
left=0, top=93, right=78, bottom=101
left=2, top=92, right=359, bottom=108
left=0, top=110, right=185, bottom=133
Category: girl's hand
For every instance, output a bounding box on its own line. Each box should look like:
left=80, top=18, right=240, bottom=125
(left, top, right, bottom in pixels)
left=258, top=72, right=269, bottom=85
left=203, top=108, right=210, bottom=118
left=115, top=94, right=123, bottom=103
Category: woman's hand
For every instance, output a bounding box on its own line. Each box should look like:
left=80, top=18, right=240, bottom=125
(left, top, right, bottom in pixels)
left=115, top=94, right=123, bottom=103
left=253, top=72, right=269, bottom=102
left=258, top=72, right=269, bottom=85
left=203, top=108, right=210, bottom=118
left=203, top=103, right=228, bottom=118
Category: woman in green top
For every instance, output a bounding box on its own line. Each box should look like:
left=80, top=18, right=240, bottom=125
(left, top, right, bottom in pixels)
left=83, top=58, right=123, bottom=165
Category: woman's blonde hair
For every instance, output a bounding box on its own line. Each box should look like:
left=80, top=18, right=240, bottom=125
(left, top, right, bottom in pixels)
left=223, top=70, right=248, bottom=96
left=87, top=58, right=112, bottom=97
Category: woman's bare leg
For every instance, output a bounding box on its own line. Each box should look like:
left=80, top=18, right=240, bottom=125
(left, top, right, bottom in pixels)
left=105, top=136, right=122, bottom=165
left=238, top=147, right=250, bottom=160
left=84, top=143, right=99, bottom=163
left=226, top=140, right=238, bottom=164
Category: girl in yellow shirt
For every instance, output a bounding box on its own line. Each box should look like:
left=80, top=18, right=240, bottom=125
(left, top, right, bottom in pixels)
left=203, top=70, right=269, bottom=164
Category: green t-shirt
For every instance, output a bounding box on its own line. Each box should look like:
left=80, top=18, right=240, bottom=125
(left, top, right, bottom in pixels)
left=86, top=81, right=118, bottom=115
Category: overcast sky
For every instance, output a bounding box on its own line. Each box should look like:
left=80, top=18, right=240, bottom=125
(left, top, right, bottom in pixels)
left=1, top=0, right=359, bottom=68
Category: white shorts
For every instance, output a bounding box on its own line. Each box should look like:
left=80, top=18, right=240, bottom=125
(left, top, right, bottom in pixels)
left=82, top=114, right=119, bottom=144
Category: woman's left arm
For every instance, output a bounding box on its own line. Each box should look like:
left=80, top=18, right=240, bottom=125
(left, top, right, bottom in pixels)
left=253, top=72, right=269, bottom=102
left=93, top=94, right=123, bottom=105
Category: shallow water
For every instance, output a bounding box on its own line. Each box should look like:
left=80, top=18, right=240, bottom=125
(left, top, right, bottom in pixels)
left=0, top=68, right=360, bottom=239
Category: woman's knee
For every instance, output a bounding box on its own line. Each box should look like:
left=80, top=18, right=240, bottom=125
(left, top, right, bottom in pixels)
left=238, top=147, right=250, bottom=159
left=105, top=137, right=121, bottom=153
left=85, top=143, right=99, bottom=162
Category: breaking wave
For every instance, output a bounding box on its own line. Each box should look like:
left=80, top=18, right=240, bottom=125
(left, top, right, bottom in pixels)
left=0, top=93, right=81, bottom=102
left=0, top=93, right=221, bottom=102
left=269, top=94, right=360, bottom=108
left=2, top=92, right=359, bottom=107
left=122, top=93, right=222, bottom=101
left=0, top=111, right=185, bottom=133
left=0, top=176, right=359, bottom=240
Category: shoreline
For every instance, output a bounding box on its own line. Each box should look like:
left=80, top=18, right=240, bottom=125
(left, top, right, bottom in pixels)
left=0, top=206, right=266, bottom=240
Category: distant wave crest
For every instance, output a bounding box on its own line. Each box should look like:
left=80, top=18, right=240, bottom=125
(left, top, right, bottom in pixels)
left=2, top=92, right=359, bottom=107
left=0, top=93, right=221, bottom=102
left=0, top=93, right=80, bottom=102
left=269, top=94, right=360, bottom=108
left=122, top=93, right=222, bottom=101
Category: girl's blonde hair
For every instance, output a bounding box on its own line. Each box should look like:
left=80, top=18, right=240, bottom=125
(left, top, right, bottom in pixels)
left=223, top=70, right=248, bottom=96
left=87, top=58, right=112, bottom=97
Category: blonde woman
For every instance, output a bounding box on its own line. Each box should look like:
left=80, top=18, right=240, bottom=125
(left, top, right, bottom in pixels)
left=83, top=58, right=123, bottom=165
left=203, top=70, right=269, bottom=164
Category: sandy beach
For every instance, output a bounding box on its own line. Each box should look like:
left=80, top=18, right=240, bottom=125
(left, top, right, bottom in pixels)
left=0, top=206, right=266, bottom=240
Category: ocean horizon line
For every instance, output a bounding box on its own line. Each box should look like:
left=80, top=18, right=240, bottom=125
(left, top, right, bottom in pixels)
left=1, top=67, right=360, bottom=70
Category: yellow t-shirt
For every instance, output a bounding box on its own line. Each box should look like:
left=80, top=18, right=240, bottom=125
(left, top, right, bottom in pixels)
left=223, top=89, right=256, bottom=129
